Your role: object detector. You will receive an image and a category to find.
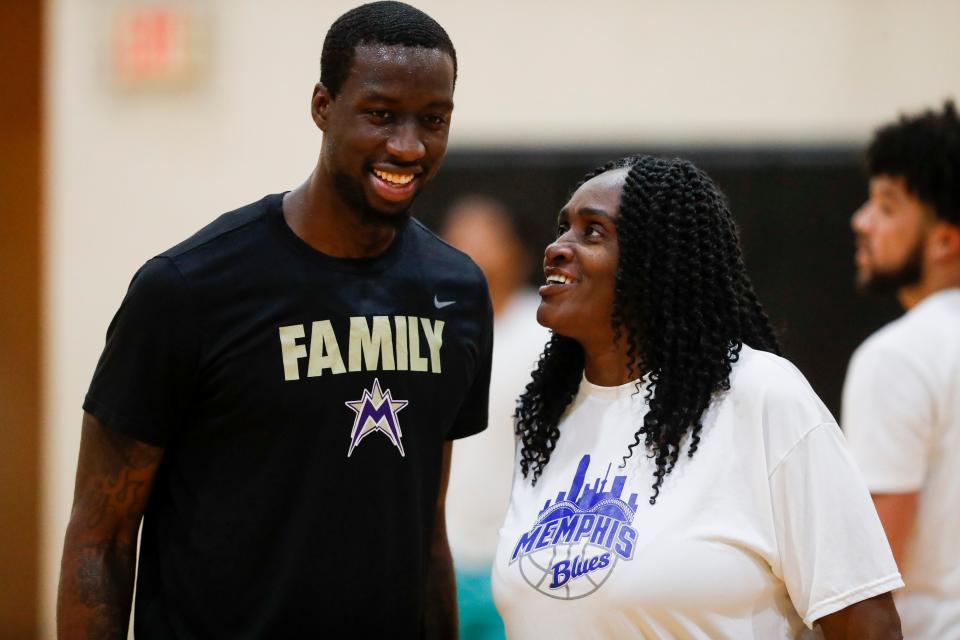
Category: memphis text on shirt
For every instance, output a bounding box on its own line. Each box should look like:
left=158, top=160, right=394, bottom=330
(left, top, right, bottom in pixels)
left=510, top=512, right=637, bottom=589
left=510, top=455, right=641, bottom=591
left=277, top=315, right=444, bottom=381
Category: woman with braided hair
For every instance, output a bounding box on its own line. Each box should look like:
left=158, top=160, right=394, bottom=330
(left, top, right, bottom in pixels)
left=492, top=156, right=903, bottom=638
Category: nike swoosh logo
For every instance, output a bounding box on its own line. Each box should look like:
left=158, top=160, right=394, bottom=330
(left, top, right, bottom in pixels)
left=434, top=295, right=456, bottom=309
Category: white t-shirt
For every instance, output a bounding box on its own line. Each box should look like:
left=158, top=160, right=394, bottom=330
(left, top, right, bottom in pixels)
left=447, top=290, right=551, bottom=569
left=493, top=346, right=902, bottom=639
left=842, top=288, right=960, bottom=639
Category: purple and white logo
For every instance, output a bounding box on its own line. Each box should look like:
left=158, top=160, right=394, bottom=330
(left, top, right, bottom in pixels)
left=510, top=454, right=639, bottom=599
left=345, top=378, right=409, bottom=457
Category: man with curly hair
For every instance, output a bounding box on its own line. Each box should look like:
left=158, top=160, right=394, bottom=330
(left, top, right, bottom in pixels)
left=843, top=101, right=960, bottom=639
left=57, top=3, right=492, bottom=638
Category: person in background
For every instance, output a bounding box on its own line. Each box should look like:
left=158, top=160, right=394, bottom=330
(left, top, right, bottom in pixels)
left=441, top=196, right=550, bottom=640
left=493, top=155, right=903, bottom=639
left=843, top=101, right=960, bottom=639
left=57, top=3, right=492, bottom=638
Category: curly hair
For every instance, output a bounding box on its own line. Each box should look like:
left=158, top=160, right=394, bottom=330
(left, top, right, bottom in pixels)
left=867, top=100, right=960, bottom=225
left=320, top=1, right=457, bottom=99
left=515, top=155, right=780, bottom=504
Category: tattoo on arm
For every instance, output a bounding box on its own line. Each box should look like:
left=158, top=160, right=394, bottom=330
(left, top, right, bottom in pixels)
left=70, top=541, right=136, bottom=639
left=71, top=414, right=163, bottom=533
left=79, top=467, right=152, bottom=531
left=58, top=413, right=164, bottom=640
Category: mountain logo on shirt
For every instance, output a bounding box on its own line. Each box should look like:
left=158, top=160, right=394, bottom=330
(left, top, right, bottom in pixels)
left=344, top=378, right=409, bottom=457
left=509, top=454, right=640, bottom=600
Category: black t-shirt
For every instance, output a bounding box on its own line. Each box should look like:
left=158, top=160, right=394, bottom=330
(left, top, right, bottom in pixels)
left=84, top=194, right=493, bottom=638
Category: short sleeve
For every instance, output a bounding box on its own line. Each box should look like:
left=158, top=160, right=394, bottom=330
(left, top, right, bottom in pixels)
left=841, top=342, right=934, bottom=492
left=83, top=257, right=201, bottom=446
left=769, top=423, right=903, bottom=628
left=446, top=285, right=493, bottom=441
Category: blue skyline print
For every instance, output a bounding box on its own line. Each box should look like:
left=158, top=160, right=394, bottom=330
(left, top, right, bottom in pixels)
left=535, top=454, right=639, bottom=527
left=510, top=453, right=642, bottom=599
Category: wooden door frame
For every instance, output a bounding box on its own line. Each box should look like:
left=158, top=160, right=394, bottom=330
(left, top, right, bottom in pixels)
left=0, top=0, right=43, bottom=636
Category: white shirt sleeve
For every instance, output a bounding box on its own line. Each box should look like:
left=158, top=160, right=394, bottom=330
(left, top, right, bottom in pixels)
left=842, top=342, right=934, bottom=492
left=769, top=423, right=903, bottom=628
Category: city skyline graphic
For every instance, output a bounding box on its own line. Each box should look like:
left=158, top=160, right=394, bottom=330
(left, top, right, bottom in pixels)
left=535, top=454, right=639, bottom=526
left=511, top=453, right=642, bottom=600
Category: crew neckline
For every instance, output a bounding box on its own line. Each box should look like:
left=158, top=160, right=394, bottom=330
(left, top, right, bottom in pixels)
left=267, top=192, right=409, bottom=274
left=579, top=373, right=647, bottom=399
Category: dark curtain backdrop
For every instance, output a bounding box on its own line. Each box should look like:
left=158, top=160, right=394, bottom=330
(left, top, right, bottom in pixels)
left=414, top=148, right=902, bottom=418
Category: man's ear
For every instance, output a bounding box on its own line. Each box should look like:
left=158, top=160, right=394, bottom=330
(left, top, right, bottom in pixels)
left=312, top=83, right=333, bottom=131
left=929, top=220, right=960, bottom=262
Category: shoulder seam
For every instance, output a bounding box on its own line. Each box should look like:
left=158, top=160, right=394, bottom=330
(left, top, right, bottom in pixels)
left=411, top=219, right=477, bottom=261
left=162, top=198, right=273, bottom=260
left=741, top=349, right=800, bottom=377
left=767, top=421, right=835, bottom=478
left=409, top=218, right=487, bottom=282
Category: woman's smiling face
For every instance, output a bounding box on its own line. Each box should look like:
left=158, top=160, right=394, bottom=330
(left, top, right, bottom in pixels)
left=537, top=168, right=626, bottom=347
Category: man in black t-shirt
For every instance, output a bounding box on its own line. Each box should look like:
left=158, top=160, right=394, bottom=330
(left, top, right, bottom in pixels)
left=57, top=3, right=492, bottom=638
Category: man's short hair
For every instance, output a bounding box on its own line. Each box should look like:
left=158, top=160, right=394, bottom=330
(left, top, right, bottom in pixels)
left=866, top=100, right=960, bottom=225
left=320, top=1, right=457, bottom=98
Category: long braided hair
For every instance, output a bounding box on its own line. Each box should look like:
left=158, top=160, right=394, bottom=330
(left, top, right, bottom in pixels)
left=516, top=155, right=780, bottom=504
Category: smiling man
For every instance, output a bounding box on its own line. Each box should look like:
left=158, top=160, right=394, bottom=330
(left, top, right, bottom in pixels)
left=57, top=3, right=492, bottom=638
left=843, top=101, right=960, bottom=639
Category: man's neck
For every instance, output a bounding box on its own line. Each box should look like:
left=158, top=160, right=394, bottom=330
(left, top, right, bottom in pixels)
left=898, top=270, right=960, bottom=310
left=282, top=170, right=398, bottom=258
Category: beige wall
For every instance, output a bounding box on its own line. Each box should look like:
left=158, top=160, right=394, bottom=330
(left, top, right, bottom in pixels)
left=42, top=0, right=960, bottom=635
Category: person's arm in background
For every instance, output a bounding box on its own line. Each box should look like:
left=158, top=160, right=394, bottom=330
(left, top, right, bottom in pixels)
left=57, top=412, right=163, bottom=640
left=817, top=592, right=902, bottom=639
left=871, top=492, right=919, bottom=567
left=423, top=441, right=457, bottom=640
left=843, top=344, right=930, bottom=569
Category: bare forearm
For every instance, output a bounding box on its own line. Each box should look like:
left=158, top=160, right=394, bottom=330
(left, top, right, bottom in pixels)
left=872, top=493, right=918, bottom=568
left=818, top=592, right=902, bottom=640
left=58, top=533, right=137, bottom=639
left=58, top=414, right=163, bottom=640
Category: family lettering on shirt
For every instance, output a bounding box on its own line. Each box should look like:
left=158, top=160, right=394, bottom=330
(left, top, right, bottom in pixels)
left=278, top=315, right=444, bottom=380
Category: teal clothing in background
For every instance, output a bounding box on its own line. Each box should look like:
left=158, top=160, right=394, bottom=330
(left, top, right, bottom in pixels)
left=457, top=569, right=505, bottom=640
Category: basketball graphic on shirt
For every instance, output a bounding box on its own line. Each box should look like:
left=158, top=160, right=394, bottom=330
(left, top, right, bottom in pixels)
left=518, top=540, right=620, bottom=600
left=508, top=454, right=639, bottom=600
